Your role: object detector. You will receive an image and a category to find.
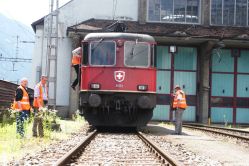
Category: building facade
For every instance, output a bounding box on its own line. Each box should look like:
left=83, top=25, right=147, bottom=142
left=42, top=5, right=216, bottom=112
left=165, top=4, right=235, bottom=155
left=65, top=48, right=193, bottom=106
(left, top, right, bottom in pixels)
left=31, top=0, right=139, bottom=115
left=31, top=0, right=249, bottom=124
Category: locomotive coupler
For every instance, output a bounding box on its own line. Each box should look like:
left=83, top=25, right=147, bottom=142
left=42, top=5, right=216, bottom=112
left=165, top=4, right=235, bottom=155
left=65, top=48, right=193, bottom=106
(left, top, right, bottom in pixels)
left=116, top=100, right=121, bottom=110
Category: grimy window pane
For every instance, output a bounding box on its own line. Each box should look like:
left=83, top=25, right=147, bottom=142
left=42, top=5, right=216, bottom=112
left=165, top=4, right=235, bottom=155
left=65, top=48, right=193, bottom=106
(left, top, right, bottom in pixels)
left=211, top=0, right=222, bottom=25
left=161, top=0, right=174, bottom=22
left=174, top=0, right=186, bottom=22
left=236, top=0, right=247, bottom=26
left=90, top=41, right=116, bottom=66
left=148, top=0, right=200, bottom=23
left=148, top=0, right=160, bottom=21
left=186, top=0, right=199, bottom=23
left=223, top=0, right=235, bottom=25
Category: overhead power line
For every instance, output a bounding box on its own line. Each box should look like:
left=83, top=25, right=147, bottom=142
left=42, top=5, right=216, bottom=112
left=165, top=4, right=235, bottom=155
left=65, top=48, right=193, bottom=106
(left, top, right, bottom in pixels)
left=0, top=57, right=32, bottom=63
left=20, top=41, right=35, bottom=43
left=0, top=35, right=34, bottom=71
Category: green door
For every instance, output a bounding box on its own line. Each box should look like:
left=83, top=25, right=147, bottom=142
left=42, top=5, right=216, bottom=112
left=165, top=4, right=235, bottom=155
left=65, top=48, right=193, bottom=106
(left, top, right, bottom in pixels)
left=174, top=47, right=197, bottom=121
left=211, top=49, right=249, bottom=124
left=153, top=46, right=197, bottom=122
left=236, top=50, right=249, bottom=123
left=211, top=49, right=234, bottom=123
left=153, top=46, right=171, bottom=120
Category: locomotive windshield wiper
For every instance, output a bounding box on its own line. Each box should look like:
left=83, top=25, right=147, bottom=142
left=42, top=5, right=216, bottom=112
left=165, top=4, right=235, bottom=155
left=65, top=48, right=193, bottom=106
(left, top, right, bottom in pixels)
left=130, top=39, right=138, bottom=57
left=91, top=38, right=104, bottom=52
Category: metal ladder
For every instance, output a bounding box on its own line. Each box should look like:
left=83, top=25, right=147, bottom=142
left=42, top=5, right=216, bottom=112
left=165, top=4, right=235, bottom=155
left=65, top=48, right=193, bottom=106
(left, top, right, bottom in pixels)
left=46, top=0, right=59, bottom=109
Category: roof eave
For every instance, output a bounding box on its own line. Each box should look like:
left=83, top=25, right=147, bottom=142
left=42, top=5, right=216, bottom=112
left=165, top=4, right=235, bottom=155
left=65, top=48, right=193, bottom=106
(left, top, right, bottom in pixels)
left=31, top=17, right=45, bottom=32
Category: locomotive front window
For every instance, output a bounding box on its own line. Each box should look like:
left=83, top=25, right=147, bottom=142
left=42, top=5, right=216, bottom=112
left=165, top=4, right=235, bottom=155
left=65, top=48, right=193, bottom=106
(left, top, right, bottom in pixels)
left=124, top=41, right=150, bottom=67
left=90, top=41, right=116, bottom=66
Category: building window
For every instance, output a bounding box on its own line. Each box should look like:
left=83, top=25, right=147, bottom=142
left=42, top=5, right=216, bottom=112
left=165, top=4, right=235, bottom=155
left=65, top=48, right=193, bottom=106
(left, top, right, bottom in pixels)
left=147, top=0, right=200, bottom=23
left=211, top=0, right=249, bottom=26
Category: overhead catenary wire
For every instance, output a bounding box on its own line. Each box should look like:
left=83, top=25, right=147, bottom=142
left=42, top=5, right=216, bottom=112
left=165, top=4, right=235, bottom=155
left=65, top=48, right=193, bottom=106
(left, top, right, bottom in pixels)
left=0, top=35, right=33, bottom=73
left=0, top=10, right=34, bottom=82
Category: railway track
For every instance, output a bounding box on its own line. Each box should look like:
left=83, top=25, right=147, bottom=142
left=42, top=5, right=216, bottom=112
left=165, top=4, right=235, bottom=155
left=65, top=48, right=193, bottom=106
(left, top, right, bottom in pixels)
left=55, top=130, right=181, bottom=166
left=183, top=124, right=249, bottom=142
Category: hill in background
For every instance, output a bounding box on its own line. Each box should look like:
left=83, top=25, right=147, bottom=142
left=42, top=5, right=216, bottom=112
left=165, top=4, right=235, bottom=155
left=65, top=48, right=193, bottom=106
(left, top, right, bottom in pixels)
left=0, top=13, right=34, bottom=84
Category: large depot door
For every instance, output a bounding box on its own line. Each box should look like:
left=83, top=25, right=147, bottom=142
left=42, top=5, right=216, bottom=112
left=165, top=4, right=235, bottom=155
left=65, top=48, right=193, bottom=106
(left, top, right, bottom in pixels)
left=153, top=46, right=197, bottom=122
left=211, top=49, right=249, bottom=124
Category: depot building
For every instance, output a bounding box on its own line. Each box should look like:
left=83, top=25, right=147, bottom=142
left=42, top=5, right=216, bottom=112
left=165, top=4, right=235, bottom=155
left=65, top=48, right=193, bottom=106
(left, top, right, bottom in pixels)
left=31, top=0, right=249, bottom=125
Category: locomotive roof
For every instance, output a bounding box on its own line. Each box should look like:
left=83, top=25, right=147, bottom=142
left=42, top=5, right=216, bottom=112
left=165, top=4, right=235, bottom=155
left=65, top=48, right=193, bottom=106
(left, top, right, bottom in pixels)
left=84, top=33, right=155, bottom=42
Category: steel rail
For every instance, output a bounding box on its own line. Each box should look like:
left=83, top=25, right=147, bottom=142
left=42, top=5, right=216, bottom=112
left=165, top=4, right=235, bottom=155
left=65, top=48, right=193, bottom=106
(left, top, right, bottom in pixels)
left=184, top=123, right=249, bottom=134
left=183, top=125, right=249, bottom=141
left=137, top=131, right=181, bottom=166
left=54, top=130, right=98, bottom=166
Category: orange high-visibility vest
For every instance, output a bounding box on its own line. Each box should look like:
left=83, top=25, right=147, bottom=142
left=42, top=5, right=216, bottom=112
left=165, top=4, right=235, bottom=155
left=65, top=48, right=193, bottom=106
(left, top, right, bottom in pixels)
left=71, top=47, right=82, bottom=65
left=13, top=86, right=30, bottom=110
left=33, top=82, right=48, bottom=108
left=172, top=90, right=187, bottom=109
left=72, top=54, right=81, bottom=65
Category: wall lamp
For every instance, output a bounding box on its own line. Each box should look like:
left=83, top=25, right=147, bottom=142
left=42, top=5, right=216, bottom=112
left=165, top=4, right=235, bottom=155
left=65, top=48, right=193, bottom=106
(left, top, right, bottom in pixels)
left=169, top=45, right=177, bottom=53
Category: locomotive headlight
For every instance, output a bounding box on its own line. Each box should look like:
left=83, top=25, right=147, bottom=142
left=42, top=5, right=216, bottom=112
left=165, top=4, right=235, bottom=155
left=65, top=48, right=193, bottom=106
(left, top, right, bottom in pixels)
left=90, top=83, right=101, bottom=90
left=137, top=85, right=148, bottom=91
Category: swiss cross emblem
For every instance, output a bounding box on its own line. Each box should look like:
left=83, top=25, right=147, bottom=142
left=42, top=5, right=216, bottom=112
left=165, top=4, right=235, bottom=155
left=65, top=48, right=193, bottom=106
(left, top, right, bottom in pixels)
left=114, top=71, right=125, bottom=82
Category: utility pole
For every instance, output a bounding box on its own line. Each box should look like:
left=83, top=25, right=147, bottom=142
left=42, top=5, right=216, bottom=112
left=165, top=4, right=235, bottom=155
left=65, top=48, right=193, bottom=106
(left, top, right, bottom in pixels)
left=46, top=0, right=59, bottom=109
left=16, top=35, right=19, bottom=60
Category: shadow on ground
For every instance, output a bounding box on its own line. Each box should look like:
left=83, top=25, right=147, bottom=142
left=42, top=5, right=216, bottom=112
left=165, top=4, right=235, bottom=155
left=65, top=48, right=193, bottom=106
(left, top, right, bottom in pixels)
left=139, top=121, right=189, bottom=136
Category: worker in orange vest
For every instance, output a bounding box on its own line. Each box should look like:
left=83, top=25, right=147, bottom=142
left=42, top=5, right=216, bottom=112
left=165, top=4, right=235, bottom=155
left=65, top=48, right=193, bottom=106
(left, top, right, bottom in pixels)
left=13, top=77, right=31, bottom=137
left=32, top=75, right=48, bottom=137
left=172, top=85, right=187, bottom=135
left=71, top=47, right=82, bottom=90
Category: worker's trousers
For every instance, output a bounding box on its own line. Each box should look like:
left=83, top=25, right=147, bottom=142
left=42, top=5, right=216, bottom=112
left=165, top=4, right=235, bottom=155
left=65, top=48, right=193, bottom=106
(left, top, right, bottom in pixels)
left=16, top=110, right=30, bottom=137
left=72, top=64, right=79, bottom=88
left=32, top=109, right=44, bottom=137
left=175, top=108, right=184, bottom=135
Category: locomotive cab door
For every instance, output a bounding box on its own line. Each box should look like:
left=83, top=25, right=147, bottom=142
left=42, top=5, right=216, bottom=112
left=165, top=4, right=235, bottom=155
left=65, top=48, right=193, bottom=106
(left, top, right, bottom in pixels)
left=81, top=41, right=88, bottom=65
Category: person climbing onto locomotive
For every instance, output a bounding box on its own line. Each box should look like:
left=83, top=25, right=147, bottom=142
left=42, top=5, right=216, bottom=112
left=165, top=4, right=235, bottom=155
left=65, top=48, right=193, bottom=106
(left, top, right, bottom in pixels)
left=172, top=85, right=187, bottom=135
left=71, top=47, right=82, bottom=90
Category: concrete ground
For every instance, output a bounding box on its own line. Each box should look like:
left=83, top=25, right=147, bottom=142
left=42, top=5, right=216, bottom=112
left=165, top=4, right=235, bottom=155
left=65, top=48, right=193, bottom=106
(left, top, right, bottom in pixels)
left=146, top=123, right=249, bottom=166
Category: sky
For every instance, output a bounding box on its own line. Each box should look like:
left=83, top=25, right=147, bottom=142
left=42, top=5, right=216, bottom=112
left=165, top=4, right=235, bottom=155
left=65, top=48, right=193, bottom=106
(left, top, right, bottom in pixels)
left=0, top=0, right=71, bottom=26
left=0, top=0, right=71, bottom=82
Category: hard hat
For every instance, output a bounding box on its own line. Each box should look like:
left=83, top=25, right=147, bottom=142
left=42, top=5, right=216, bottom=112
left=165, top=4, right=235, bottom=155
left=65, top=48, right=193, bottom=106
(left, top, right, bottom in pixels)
left=174, top=85, right=181, bottom=89
left=41, top=74, right=47, bottom=77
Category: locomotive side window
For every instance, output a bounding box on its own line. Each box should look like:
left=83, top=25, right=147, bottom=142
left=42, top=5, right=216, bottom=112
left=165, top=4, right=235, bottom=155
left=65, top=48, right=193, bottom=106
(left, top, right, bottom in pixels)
left=82, top=42, right=88, bottom=65
left=124, top=41, right=150, bottom=67
left=151, top=45, right=156, bottom=67
left=90, top=41, right=116, bottom=66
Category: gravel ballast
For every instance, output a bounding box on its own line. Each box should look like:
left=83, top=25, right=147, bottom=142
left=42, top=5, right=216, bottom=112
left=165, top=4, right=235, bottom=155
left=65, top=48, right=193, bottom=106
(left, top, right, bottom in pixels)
left=143, top=123, right=249, bottom=166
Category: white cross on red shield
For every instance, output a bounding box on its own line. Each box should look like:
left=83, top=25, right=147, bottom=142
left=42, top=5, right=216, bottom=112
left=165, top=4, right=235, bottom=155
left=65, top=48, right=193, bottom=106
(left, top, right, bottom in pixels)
left=114, top=71, right=125, bottom=82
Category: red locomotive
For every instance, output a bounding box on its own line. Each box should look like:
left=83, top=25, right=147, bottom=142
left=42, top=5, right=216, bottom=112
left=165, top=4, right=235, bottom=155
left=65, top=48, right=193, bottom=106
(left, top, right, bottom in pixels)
left=79, top=33, right=156, bottom=127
